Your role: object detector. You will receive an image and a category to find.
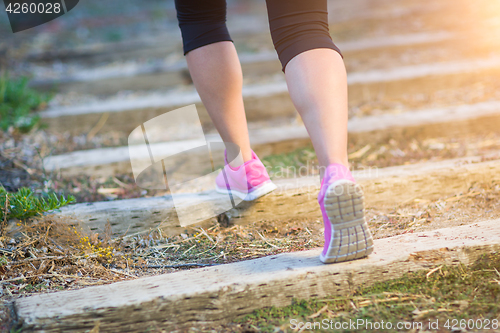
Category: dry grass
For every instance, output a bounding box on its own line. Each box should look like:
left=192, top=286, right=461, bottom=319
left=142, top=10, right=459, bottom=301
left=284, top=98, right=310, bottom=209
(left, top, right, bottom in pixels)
left=367, top=180, right=500, bottom=239
left=0, top=218, right=121, bottom=293
left=0, top=216, right=322, bottom=300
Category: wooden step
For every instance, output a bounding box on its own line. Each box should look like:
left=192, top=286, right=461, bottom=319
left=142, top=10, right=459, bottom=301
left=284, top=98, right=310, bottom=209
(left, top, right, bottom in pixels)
left=42, top=100, right=500, bottom=177
left=29, top=32, right=453, bottom=95
left=13, top=219, right=500, bottom=332
left=41, top=157, right=500, bottom=238
left=39, top=57, right=500, bottom=136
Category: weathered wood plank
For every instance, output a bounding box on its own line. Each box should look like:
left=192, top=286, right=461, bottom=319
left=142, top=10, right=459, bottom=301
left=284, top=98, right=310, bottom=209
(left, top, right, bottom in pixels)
left=13, top=219, right=500, bottom=332
left=42, top=101, right=500, bottom=177
left=43, top=157, right=500, bottom=238
left=39, top=58, right=500, bottom=135
left=30, top=32, right=452, bottom=95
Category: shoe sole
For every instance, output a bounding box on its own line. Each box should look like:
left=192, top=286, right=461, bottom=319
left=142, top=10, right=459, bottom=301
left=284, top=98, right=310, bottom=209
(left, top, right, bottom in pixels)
left=319, top=180, right=374, bottom=264
left=215, top=181, right=277, bottom=201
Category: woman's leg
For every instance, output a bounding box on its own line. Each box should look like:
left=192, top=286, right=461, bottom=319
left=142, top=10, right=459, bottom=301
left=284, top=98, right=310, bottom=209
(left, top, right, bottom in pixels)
left=284, top=49, right=348, bottom=179
left=185, top=42, right=253, bottom=165
left=285, top=48, right=374, bottom=263
left=265, top=0, right=347, bottom=179
left=175, top=0, right=252, bottom=165
left=266, top=0, right=373, bottom=263
left=175, top=0, right=276, bottom=201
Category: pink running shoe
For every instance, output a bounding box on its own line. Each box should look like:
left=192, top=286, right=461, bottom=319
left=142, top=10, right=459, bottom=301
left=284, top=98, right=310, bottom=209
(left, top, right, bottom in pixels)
left=215, top=150, right=277, bottom=201
left=318, top=163, right=373, bottom=263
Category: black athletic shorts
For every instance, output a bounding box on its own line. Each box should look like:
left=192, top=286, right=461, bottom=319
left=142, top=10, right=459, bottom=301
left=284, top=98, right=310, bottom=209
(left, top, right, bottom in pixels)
left=174, top=0, right=342, bottom=72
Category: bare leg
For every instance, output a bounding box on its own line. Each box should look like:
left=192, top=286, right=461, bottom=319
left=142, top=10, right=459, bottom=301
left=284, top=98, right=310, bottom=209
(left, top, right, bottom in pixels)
left=284, top=49, right=349, bottom=180
left=186, top=41, right=252, bottom=166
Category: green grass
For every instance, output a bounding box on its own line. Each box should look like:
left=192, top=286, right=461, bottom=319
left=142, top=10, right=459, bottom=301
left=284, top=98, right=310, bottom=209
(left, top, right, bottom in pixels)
left=18, top=283, right=48, bottom=293
left=261, top=147, right=318, bottom=179
left=0, top=73, right=51, bottom=133
left=0, top=187, right=75, bottom=221
left=237, top=253, right=500, bottom=332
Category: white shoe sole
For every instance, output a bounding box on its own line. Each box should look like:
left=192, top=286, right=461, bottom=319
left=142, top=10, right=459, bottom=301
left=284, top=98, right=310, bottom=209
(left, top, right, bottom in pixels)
left=215, top=181, right=277, bottom=201
left=319, top=180, right=374, bottom=264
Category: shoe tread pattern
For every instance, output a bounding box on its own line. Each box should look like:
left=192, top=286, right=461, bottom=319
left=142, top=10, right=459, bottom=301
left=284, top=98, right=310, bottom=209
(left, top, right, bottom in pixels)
left=322, top=182, right=374, bottom=263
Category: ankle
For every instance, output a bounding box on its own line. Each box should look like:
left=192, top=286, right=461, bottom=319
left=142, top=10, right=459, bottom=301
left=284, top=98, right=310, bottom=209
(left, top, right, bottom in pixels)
left=227, top=147, right=253, bottom=169
left=319, top=161, right=350, bottom=182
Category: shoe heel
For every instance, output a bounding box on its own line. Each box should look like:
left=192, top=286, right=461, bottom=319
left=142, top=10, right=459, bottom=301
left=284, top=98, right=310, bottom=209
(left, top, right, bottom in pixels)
left=321, top=181, right=374, bottom=263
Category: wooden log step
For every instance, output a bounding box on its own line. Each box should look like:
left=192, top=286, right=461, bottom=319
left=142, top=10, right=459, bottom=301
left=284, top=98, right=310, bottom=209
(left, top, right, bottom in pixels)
left=29, top=32, right=453, bottom=95
left=39, top=57, right=500, bottom=135
left=43, top=157, right=500, bottom=238
left=13, top=219, right=500, bottom=332
left=42, top=100, right=500, bottom=177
